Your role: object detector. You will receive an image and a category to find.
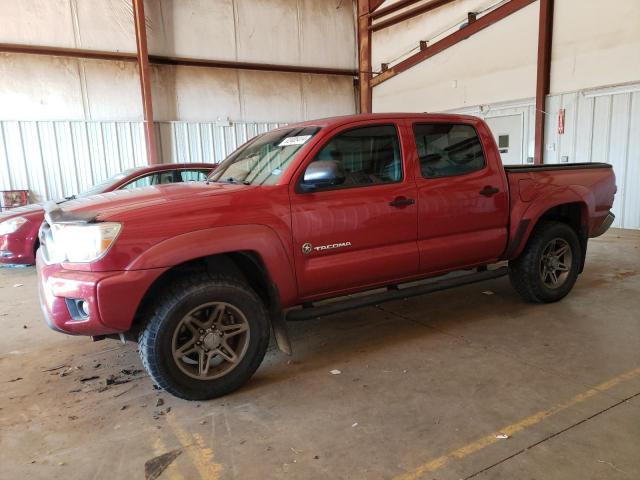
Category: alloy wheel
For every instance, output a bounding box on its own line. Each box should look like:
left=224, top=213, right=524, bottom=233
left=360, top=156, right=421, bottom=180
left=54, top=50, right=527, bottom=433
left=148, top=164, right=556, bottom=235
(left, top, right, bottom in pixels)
left=539, top=238, right=572, bottom=289
left=171, top=302, right=250, bottom=380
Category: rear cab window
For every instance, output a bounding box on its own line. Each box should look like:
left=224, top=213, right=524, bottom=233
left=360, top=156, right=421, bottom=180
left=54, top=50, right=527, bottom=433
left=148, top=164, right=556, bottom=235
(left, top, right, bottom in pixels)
left=413, top=123, right=485, bottom=178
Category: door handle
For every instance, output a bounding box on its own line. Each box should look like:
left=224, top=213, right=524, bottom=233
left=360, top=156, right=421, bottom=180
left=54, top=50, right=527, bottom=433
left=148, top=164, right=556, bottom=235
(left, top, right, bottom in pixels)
left=389, top=196, right=415, bottom=207
left=479, top=186, right=500, bottom=197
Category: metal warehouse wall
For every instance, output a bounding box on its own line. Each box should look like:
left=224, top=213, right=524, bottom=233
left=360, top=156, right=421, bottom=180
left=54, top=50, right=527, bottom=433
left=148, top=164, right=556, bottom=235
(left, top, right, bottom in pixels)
left=451, top=82, right=640, bottom=230
left=0, top=0, right=357, bottom=122
left=0, top=120, right=285, bottom=203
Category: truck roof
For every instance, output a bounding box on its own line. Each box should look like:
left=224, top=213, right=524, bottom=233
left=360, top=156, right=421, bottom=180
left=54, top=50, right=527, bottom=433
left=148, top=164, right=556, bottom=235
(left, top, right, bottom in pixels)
left=284, top=112, right=480, bottom=129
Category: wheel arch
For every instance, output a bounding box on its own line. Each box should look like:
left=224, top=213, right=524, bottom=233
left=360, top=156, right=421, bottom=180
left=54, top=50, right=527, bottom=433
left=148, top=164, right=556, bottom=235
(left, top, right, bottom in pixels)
left=129, top=250, right=278, bottom=332
left=507, top=200, right=590, bottom=272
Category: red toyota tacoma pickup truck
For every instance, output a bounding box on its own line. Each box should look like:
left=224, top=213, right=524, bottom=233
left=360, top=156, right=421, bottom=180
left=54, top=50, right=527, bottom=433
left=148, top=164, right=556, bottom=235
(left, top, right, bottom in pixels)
left=37, top=113, right=616, bottom=400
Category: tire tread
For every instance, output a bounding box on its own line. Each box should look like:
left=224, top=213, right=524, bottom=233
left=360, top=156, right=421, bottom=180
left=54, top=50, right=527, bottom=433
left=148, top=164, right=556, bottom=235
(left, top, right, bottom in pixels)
left=138, top=272, right=269, bottom=400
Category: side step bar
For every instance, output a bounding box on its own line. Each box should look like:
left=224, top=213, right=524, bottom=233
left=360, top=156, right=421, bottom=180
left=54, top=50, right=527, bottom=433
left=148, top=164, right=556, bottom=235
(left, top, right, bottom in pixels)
left=286, top=267, right=508, bottom=322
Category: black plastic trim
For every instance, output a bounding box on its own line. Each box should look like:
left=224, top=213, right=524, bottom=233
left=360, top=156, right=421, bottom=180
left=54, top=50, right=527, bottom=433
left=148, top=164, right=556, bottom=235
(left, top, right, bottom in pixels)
left=504, top=162, right=612, bottom=173
left=503, top=219, right=531, bottom=258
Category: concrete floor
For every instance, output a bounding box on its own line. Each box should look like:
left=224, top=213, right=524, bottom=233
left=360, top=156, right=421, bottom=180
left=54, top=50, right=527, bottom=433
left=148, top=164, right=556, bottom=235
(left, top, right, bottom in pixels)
left=1, top=229, right=639, bottom=480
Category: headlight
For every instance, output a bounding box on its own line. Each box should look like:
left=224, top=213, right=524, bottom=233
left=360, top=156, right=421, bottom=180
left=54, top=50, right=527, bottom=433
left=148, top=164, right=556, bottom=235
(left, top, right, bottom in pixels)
left=50, top=222, right=121, bottom=263
left=0, top=217, right=28, bottom=235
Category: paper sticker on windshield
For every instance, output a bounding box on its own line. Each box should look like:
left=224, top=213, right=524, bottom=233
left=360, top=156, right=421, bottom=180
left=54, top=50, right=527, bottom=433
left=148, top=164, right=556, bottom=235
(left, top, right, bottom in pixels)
left=278, top=135, right=312, bottom=147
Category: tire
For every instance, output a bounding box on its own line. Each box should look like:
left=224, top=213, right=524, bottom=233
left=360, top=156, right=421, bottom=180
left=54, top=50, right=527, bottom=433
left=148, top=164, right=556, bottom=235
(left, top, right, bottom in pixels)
left=138, top=273, right=270, bottom=400
left=509, top=221, right=582, bottom=303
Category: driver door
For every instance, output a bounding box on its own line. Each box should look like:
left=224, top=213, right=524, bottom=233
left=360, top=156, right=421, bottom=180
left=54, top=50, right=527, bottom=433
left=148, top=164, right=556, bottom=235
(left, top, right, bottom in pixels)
left=290, top=122, right=419, bottom=300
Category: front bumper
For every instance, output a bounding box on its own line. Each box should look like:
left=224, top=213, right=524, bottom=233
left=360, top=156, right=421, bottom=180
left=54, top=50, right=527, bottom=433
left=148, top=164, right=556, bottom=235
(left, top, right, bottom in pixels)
left=37, top=251, right=165, bottom=336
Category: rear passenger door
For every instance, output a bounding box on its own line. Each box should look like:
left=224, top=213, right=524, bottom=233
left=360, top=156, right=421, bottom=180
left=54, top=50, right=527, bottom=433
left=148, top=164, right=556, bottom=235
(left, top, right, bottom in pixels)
left=411, top=121, right=509, bottom=273
left=290, top=123, right=419, bottom=300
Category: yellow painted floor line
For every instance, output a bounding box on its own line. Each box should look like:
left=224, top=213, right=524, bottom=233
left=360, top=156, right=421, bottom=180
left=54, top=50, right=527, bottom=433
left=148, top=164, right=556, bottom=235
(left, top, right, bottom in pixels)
left=166, top=411, right=222, bottom=480
left=394, top=367, right=640, bottom=480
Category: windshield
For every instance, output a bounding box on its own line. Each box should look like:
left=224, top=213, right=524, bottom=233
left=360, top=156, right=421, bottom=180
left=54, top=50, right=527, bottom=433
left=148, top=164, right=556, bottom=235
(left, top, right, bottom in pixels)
left=76, top=168, right=138, bottom=198
left=209, top=127, right=320, bottom=186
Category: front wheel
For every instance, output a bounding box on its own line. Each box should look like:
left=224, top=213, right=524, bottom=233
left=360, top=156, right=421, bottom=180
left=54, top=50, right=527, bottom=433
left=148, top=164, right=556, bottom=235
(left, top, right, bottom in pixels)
left=138, top=273, right=270, bottom=400
left=509, top=221, right=582, bottom=303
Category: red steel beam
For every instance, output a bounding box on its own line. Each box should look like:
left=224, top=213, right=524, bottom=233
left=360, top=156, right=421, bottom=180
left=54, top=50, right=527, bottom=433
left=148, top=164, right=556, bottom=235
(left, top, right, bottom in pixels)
left=148, top=55, right=357, bottom=76
left=370, top=0, right=537, bottom=87
left=133, top=0, right=158, bottom=165
left=534, top=0, right=554, bottom=165
left=0, top=43, right=138, bottom=62
left=370, top=0, right=457, bottom=32
left=370, top=0, right=423, bottom=20
left=357, top=0, right=373, bottom=113
left=0, top=43, right=357, bottom=77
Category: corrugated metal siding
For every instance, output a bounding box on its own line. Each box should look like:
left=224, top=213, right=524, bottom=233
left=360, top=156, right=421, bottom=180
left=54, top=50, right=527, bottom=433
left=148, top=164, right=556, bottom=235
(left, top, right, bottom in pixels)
left=0, top=120, right=283, bottom=204
left=155, top=121, right=288, bottom=164
left=544, top=84, right=640, bottom=229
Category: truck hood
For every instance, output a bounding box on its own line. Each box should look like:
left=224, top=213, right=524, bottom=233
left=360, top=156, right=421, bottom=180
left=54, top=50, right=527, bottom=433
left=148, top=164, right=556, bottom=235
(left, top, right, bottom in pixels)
left=53, top=182, right=248, bottom=222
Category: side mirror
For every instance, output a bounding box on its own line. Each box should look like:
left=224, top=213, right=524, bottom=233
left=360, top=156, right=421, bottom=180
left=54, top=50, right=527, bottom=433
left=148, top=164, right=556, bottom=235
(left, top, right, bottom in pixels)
left=300, top=160, right=346, bottom=191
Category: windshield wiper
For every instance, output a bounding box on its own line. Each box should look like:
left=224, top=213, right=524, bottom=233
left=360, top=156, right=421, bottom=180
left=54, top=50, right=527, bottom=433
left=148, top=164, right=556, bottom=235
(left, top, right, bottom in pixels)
left=57, top=195, right=76, bottom=205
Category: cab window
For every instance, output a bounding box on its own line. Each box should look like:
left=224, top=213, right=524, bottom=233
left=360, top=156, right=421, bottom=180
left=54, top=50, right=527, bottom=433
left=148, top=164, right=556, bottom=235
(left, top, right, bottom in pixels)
left=303, top=124, right=402, bottom=190
left=413, top=123, right=485, bottom=178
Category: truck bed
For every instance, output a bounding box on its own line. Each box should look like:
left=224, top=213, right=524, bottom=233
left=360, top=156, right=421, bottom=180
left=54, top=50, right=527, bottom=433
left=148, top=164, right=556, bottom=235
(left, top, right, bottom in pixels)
left=504, top=161, right=616, bottom=255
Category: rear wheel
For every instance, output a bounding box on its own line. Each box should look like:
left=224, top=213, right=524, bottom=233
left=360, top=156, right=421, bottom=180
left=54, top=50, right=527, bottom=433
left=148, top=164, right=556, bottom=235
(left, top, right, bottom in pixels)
left=138, top=273, right=270, bottom=400
left=509, top=221, right=581, bottom=303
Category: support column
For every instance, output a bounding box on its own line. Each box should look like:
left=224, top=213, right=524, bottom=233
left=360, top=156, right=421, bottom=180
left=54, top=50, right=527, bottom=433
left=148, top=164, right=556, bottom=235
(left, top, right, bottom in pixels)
left=133, top=0, right=159, bottom=165
left=357, top=0, right=372, bottom=114
left=534, top=0, right=554, bottom=165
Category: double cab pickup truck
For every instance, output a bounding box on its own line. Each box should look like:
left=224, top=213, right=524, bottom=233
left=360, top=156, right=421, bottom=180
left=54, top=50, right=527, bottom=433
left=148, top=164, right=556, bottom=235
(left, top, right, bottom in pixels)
left=37, top=113, right=616, bottom=400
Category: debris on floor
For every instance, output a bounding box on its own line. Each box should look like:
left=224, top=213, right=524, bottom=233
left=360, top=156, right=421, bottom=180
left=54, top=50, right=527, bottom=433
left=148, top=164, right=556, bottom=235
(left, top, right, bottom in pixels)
left=113, top=384, right=138, bottom=398
left=482, top=290, right=495, bottom=295
left=144, top=449, right=182, bottom=480
left=12, top=283, right=23, bottom=288
left=330, top=369, right=342, bottom=375
left=105, top=369, right=145, bottom=386
left=495, top=433, right=510, bottom=439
